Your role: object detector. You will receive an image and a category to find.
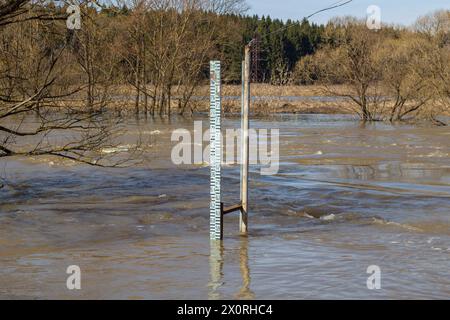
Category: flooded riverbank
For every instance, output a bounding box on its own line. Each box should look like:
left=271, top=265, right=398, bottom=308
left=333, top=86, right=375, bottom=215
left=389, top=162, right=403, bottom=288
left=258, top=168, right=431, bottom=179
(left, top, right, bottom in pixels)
left=0, top=114, right=449, bottom=299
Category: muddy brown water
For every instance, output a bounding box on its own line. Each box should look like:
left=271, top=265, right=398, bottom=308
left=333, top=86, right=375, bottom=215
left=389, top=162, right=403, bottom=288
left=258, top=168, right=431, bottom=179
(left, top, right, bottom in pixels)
left=0, top=114, right=449, bottom=299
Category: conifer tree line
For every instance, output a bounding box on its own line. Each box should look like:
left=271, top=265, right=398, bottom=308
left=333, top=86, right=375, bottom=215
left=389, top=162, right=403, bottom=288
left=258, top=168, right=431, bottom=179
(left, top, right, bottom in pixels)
left=219, top=15, right=325, bottom=84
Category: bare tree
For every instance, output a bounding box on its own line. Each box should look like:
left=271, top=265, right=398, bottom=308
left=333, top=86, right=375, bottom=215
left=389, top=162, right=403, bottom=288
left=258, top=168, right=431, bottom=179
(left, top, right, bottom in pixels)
left=374, top=35, right=434, bottom=122
left=119, top=0, right=247, bottom=116
left=296, top=20, right=384, bottom=121
left=415, top=10, right=450, bottom=125
left=294, top=17, right=448, bottom=123
left=0, top=1, right=136, bottom=165
left=0, top=0, right=65, bottom=27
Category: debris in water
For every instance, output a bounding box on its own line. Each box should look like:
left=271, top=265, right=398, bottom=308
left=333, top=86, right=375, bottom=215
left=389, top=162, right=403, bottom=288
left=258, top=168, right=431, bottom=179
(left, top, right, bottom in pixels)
left=320, top=214, right=336, bottom=221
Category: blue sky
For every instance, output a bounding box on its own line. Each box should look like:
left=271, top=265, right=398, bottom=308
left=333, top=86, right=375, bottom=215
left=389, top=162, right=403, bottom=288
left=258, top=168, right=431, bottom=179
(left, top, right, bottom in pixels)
left=246, top=0, right=450, bottom=26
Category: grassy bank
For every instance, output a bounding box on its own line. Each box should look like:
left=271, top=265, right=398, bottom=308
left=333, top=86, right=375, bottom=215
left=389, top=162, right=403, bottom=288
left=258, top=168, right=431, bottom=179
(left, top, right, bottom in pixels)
left=193, top=84, right=352, bottom=115
left=59, top=84, right=449, bottom=118
left=96, top=84, right=355, bottom=115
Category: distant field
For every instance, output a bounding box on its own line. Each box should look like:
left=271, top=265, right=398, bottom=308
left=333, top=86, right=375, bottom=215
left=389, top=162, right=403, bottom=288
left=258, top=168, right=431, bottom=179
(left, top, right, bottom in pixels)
left=55, top=84, right=449, bottom=117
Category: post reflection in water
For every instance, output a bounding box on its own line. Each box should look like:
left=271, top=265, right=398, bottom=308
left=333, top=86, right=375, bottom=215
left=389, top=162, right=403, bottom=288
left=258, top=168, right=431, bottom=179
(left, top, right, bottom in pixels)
left=208, top=238, right=255, bottom=300
left=235, top=237, right=255, bottom=300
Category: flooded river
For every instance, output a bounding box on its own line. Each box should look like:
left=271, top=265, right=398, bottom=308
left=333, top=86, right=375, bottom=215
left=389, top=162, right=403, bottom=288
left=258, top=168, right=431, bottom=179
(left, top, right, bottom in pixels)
left=0, top=114, right=449, bottom=299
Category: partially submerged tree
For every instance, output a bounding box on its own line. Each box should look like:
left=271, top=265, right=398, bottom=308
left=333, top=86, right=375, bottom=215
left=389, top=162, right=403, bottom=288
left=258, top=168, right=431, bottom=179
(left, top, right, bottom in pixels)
left=1, top=0, right=250, bottom=165
left=120, top=0, right=248, bottom=116
left=415, top=10, right=450, bottom=125
left=294, top=16, right=449, bottom=124
left=0, top=1, right=135, bottom=165
left=295, top=20, right=384, bottom=121
left=374, top=36, right=434, bottom=122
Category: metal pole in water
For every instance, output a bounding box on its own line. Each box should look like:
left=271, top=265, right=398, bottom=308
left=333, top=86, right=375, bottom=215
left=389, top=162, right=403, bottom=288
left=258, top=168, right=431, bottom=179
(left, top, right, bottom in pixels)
left=240, top=46, right=250, bottom=235
left=210, top=61, right=222, bottom=241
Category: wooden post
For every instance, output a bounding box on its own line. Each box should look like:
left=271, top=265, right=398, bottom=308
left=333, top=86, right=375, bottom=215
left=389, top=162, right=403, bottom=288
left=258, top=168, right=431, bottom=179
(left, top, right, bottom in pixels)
left=240, top=60, right=245, bottom=198
left=240, top=46, right=250, bottom=235
left=210, top=61, right=222, bottom=241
